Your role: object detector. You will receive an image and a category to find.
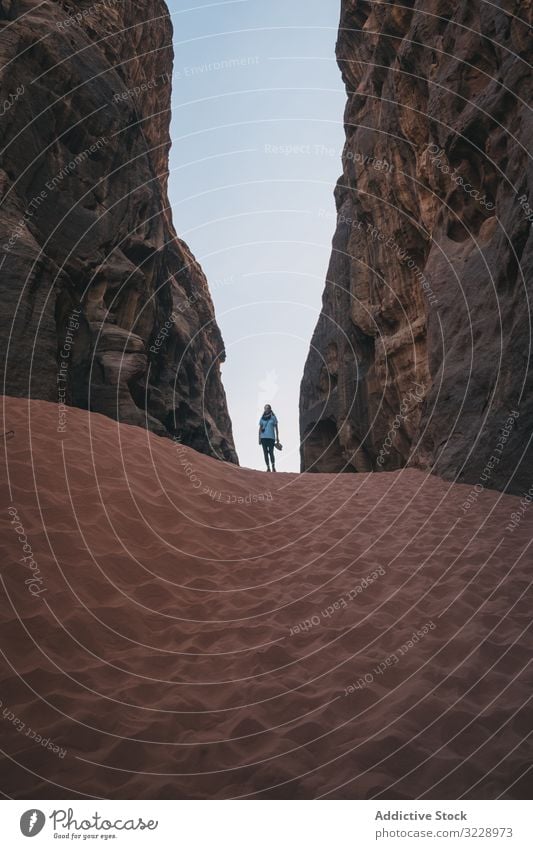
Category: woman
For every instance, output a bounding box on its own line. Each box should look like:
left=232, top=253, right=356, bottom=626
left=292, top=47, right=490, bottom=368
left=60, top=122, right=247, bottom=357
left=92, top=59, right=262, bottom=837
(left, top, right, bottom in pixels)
left=258, top=404, right=279, bottom=472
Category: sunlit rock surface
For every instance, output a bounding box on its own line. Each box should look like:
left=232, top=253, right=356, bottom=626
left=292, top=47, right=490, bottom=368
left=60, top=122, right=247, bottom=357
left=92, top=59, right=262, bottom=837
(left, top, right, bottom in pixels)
left=300, top=0, right=532, bottom=494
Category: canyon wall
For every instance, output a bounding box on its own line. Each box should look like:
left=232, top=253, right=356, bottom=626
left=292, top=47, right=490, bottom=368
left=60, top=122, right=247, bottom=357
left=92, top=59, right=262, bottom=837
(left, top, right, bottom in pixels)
left=300, top=0, right=532, bottom=494
left=0, top=0, right=237, bottom=463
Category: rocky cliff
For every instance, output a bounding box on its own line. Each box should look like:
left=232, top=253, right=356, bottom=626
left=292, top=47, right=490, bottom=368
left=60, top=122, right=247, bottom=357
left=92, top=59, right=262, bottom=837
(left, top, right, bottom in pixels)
left=300, top=0, right=532, bottom=494
left=0, top=0, right=237, bottom=463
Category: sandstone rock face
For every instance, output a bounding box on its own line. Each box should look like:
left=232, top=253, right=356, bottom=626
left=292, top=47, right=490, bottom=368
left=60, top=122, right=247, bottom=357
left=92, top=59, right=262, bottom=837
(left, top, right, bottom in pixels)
left=0, top=0, right=237, bottom=463
left=300, top=0, right=532, bottom=494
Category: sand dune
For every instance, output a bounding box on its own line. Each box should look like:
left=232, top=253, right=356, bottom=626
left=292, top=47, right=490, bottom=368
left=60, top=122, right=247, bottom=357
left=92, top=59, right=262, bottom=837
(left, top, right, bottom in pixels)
left=0, top=395, right=532, bottom=799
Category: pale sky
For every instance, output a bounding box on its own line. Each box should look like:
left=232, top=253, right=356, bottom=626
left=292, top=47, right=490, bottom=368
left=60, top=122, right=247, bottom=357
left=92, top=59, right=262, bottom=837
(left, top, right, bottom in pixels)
left=166, top=0, right=345, bottom=470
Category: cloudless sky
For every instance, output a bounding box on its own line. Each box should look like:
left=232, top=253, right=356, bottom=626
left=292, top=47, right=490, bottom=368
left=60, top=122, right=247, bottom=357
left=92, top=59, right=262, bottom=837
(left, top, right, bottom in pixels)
left=165, top=0, right=345, bottom=470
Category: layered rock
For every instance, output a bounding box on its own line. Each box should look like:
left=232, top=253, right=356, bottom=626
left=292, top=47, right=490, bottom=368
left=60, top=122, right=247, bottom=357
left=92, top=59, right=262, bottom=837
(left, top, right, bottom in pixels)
left=300, top=0, right=532, bottom=494
left=0, top=0, right=237, bottom=463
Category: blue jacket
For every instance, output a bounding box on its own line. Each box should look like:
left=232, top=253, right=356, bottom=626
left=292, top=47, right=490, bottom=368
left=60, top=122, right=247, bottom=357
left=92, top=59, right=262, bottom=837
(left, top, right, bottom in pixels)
left=259, top=414, right=277, bottom=440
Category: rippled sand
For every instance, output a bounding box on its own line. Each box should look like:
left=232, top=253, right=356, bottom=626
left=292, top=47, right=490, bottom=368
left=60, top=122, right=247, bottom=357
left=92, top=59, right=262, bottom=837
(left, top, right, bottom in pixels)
left=0, top=395, right=531, bottom=799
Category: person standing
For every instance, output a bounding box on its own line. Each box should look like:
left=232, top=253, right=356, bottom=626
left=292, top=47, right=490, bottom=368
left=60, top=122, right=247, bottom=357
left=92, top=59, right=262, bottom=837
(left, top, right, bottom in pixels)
left=258, top=404, right=279, bottom=472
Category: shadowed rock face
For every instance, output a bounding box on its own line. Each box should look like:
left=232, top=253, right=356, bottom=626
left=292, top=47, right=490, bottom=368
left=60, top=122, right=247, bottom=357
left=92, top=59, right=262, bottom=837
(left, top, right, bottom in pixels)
left=300, top=0, right=532, bottom=494
left=0, top=0, right=237, bottom=463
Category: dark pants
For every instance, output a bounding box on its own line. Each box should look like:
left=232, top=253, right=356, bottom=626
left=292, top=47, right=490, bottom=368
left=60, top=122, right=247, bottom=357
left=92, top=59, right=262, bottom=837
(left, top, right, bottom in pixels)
left=261, top=438, right=275, bottom=467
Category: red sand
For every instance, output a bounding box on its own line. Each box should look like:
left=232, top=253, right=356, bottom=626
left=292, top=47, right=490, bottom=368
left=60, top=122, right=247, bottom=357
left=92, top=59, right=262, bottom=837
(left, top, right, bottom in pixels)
left=0, top=395, right=532, bottom=799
